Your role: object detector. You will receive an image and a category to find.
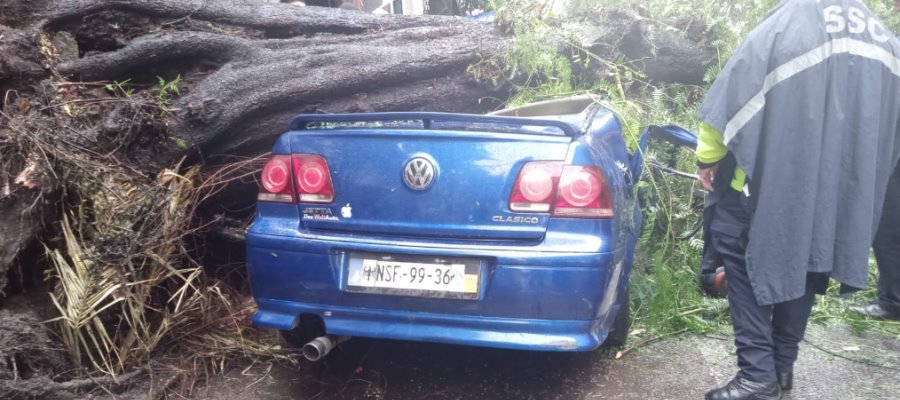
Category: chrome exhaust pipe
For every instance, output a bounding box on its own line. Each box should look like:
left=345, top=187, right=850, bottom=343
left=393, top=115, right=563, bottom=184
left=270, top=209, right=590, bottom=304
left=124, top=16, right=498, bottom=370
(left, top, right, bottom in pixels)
left=302, top=335, right=349, bottom=361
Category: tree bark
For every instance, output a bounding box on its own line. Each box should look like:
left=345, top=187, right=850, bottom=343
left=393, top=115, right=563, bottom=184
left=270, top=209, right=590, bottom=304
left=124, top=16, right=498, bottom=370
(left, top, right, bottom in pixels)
left=40, top=0, right=509, bottom=169
left=41, top=0, right=441, bottom=35
left=576, top=7, right=716, bottom=85
left=0, top=25, right=44, bottom=81
left=4, top=0, right=717, bottom=170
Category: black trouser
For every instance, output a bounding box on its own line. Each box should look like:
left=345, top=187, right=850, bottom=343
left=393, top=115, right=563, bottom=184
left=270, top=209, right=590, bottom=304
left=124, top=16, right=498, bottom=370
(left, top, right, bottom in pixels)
left=711, top=188, right=817, bottom=383
left=874, top=165, right=900, bottom=314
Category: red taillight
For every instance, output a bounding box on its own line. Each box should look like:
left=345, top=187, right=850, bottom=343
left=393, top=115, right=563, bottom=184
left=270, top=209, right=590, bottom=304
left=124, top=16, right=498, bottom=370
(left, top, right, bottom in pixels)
left=258, top=155, right=294, bottom=203
left=292, top=154, right=334, bottom=203
left=257, top=153, right=335, bottom=204
left=554, top=166, right=612, bottom=218
left=510, top=162, right=562, bottom=212
left=509, top=162, right=612, bottom=218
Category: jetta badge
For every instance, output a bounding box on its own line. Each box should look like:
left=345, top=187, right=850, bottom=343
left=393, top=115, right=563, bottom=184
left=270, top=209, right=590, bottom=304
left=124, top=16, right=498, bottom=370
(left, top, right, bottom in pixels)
left=403, top=157, right=435, bottom=190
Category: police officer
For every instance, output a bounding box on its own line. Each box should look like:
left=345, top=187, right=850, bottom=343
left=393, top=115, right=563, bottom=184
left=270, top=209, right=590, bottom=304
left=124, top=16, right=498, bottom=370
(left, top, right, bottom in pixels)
left=695, top=1, right=900, bottom=399
left=851, top=163, right=900, bottom=321
left=697, top=123, right=823, bottom=400
left=849, top=8, right=900, bottom=322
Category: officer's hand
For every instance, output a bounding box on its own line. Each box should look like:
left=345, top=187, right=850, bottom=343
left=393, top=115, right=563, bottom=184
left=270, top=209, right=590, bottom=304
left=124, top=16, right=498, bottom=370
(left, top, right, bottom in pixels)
left=698, top=165, right=718, bottom=191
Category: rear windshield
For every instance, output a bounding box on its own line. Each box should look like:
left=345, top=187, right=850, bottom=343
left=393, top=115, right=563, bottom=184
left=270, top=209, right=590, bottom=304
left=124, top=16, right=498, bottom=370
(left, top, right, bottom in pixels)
left=302, top=120, right=424, bottom=130
left=300, top=119, right=567, bottom=136
left=429, top=120, right=566, bottom=135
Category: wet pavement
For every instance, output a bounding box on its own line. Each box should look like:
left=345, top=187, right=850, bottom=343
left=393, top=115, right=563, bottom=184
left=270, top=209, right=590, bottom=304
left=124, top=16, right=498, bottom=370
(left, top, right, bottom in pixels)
left=199, top=324, right=900, bottom=400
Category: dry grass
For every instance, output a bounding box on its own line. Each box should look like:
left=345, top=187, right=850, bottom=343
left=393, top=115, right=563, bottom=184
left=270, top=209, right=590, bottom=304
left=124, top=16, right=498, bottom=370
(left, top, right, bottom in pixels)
left=46, top=162, right=205, bottom=376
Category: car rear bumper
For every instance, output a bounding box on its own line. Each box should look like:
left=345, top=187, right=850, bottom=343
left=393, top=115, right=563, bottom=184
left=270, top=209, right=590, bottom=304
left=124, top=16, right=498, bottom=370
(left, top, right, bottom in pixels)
left=253, top=299, right=621, bottom=351
left=247, top=231, right=628, bottom=351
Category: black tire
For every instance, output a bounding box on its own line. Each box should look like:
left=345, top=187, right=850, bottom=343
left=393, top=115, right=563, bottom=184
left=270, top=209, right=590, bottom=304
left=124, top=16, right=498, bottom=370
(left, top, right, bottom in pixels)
left=279, top=314, right=327, bottom=349
left=602, top=287, right=630, bottom=348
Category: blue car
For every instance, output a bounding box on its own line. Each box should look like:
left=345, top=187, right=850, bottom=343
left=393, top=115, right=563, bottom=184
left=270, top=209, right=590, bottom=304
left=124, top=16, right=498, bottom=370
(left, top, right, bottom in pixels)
left=246, top=96, right=696, bottom=360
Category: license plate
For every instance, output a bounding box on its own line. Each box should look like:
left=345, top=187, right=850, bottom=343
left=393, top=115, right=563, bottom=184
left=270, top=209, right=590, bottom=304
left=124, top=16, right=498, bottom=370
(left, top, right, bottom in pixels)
left=346, top=252, right=481, bottom=299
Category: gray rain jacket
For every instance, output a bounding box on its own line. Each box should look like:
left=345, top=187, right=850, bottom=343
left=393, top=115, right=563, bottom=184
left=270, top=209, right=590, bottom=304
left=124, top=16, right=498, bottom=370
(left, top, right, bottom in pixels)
left=697, top=0, right=900, bottom=305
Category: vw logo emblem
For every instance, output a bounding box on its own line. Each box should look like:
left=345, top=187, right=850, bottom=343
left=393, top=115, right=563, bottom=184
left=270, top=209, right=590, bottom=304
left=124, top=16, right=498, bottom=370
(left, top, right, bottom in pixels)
left=403, top=157, right=435, bottom=190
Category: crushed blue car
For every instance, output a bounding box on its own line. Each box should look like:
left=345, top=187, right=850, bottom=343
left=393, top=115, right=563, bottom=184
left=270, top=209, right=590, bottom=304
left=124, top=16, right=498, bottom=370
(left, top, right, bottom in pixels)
left=246, top=95, right=697, bottom=360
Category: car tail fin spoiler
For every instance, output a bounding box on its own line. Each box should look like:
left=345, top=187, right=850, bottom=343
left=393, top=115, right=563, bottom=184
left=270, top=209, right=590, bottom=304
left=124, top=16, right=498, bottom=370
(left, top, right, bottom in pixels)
left=289, top=112, right=580, bottom=138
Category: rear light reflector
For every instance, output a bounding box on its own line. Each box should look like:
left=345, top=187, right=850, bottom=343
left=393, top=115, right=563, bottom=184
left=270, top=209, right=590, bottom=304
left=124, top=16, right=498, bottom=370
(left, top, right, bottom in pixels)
left=258, top=192, right=294, bottom=202
left=510, top=162, right=562, bottom=212
left=258, top=155, right=294, bottom=203
left=292, top=154, right=334, bottom=203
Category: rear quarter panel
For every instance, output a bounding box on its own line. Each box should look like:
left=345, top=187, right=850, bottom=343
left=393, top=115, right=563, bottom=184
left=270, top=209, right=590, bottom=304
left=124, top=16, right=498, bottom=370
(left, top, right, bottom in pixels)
left=576, top=108, right=639, bottom=318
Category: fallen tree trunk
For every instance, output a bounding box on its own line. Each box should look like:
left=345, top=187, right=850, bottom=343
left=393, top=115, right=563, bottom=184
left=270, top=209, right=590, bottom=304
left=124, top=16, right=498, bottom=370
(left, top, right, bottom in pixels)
left=41, top=0, right=444, bottom=36
left=1, top=0, right=718, bottom=170
left=43, top=1, right=509, bottom=170
left=576, top=7, right=717, bottom=85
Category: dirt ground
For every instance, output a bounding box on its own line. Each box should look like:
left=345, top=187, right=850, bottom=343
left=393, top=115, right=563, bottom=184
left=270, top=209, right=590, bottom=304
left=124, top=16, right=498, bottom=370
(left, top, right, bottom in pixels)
left=190, top=323, right=899, bottom=400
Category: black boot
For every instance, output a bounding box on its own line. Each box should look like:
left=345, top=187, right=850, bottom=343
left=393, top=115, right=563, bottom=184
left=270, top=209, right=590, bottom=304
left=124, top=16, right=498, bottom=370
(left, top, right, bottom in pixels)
left=776, top=370, right=792, bottom=391
left=706, top=376, right=782, bottom=400
left=849, top=303, right=900, bottom=321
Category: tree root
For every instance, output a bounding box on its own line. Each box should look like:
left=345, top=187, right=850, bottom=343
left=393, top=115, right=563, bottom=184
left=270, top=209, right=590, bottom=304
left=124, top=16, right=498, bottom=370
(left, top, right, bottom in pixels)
left=45, top=3, right=507, bottom=164
left=58, top=31, right=255, bottom=80
left=170, top=24, right=505, bottom=158
left=0, top=366, right=146, bottom=400
left=0, top=25, right=44, bottom=80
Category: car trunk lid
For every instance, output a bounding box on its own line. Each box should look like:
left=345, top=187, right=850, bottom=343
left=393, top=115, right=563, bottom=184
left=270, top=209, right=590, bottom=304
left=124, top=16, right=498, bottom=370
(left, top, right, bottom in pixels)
left=288, top=113, right=579, bottom=241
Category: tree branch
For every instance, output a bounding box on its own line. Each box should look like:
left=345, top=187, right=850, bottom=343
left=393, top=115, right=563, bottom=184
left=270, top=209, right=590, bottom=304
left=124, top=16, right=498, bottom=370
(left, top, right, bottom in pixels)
left=59, top=31, right=255, bottom=79
left=0, top=366, right=146, bottom=399
left=42, top=0, right=459, bottom=36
